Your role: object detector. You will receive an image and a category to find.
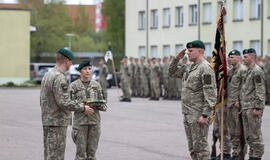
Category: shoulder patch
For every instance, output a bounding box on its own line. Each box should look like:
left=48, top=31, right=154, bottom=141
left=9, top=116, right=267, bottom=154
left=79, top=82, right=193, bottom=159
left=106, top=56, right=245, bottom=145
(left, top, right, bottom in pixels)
left=255, top=75, right=262, bottom=84
left=204, top=74, right=212, bottom=85
left=61, top=83, right=68, bottom=92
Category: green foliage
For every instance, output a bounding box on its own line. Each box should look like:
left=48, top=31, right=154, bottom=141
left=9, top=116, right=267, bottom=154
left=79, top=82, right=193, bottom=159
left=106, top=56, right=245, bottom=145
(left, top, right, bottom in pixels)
left=102, top=0, right=125, bottom=56
left=29, top=1, right=72, bottom=61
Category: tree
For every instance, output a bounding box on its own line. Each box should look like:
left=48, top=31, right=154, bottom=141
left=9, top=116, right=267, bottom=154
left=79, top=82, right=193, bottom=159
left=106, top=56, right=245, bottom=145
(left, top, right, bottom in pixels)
left=102, top=0, right=125, bottom=56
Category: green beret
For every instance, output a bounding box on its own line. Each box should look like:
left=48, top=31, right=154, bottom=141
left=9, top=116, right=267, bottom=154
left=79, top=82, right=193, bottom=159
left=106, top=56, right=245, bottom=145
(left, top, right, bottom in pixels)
left=243, top=48, right=256, bottom=55
left=228, top=50, right=241, bottom=56
left=243, top=49, right=249, bottom=55
left=186, top=40, right=205, bottom=49
left=57, top=48, right=74, bottom=60
left=76, top=60, right=92, bottom=71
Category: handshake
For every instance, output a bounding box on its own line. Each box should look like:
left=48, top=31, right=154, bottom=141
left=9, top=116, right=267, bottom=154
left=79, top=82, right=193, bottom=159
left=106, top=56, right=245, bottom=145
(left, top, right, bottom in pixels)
left=83, top=100, right=107, bottom=115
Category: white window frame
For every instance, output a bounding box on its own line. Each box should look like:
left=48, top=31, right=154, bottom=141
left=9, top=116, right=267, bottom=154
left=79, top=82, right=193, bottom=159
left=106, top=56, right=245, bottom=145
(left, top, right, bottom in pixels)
left=139, top=46, right=146, bottom=57
left=233, top=41, right=243, bottom=52
left=189, top=4, right=198, bottom=25
left=175, top=6, right=184, bottom=27
left=151, top=9, right=158, bottom=29
left=268, top=40, right=270, bottom=55
left=138, top=11, right=146, bottom=30
left=204, top=43, right=212, bottom=57
left=203, top=3, right=212, bottom=24
left=217, top=1, right=227, bottom=22
left=163, top=8, right=171, bottom=27
left=233, top=0, right=243, bottom=21
left=250, top=40, right=261, bottom=56
left=250, top=0, right=261, bottom=19
left=163, top=45, right=171, bottom=57
left=151, top=45, right=158, bottom=58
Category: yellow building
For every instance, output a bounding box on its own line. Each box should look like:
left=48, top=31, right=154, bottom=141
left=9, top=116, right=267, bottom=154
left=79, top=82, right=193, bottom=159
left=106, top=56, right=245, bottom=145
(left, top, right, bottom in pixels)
left=126, top=0, right=270, bottom=58
left=0, top=8, right=30, bottom=85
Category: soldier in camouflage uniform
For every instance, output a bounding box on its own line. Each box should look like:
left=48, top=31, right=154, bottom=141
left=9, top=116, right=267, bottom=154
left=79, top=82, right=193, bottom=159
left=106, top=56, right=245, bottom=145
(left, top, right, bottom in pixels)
left=162, top=57, right=169, bottom=99
left=120, top=56, right=132, bottom=102
left=98, top=59, right=108, bottom=101
left=40, top=48, right=93, bottom=160
left=241, top=48, right=265, bottom=160
left=70, top=60, right=107, bottom=160
left=139, top=57, right=150, bottom=97
left=169, top=40, right=217, bottom=160
left=150, top=58, right=161, bottom=100
left=263, top=55, right=270, bottom=105
left=226, top=50, right=247, bottom=160
left=134, top=58, right=141, bottom=97
left=129, top=57, right=136, bottom=97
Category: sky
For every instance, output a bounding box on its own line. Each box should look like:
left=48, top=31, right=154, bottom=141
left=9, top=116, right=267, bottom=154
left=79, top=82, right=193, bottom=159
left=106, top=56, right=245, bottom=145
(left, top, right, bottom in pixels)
left=0, top=0, right=101, bottom=5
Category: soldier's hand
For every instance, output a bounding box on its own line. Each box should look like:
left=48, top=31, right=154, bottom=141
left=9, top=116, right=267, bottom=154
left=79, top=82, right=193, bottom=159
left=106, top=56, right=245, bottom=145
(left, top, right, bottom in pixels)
left=197, top=116, right=208, bottom=125
left=175, top=48, right=186, bottom=60
left=253, top=109, right=261, bottom=116
left=84, top=105, right=94, bottom=115
left=234, top=102, right=240, bottom=108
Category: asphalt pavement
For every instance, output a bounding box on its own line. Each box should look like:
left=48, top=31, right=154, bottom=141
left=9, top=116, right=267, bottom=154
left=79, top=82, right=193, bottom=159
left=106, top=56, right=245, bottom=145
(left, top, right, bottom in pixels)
left=0, top=88, right=270, bottom=160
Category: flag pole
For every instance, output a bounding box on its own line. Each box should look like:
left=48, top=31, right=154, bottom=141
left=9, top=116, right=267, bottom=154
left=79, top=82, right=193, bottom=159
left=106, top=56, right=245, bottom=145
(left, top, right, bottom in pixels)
left=220, top=2, right=225, bottom=160
left=107, top=42, right=120, bottom=98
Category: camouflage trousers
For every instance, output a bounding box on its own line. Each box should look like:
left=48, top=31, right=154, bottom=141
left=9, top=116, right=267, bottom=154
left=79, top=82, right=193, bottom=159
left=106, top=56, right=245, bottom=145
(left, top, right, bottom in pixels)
left=99, top=80, right=107, bottom=101
left=242, top=109, right=264, bottom=158
left=72, top=124, right=101, bottom=160
left=162, top=78, right=169, bottom=98
left=43, top=126, right=67, bottom=160
left=213, top=110, right=231, bottom=154
left=140, top=76, right=149, bottom=97
left=120, top=80, right=131, bottom=99
left=227, top=106, right=245, bottom=157
left=150, top=80, right=160, bottom=98
left=183, top=114, right=210, bottom=160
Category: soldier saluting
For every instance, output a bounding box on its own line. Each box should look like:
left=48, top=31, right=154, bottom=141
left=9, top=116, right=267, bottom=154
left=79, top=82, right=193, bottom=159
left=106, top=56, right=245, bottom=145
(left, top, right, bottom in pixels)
left=169, top=40, right=217, bottom=160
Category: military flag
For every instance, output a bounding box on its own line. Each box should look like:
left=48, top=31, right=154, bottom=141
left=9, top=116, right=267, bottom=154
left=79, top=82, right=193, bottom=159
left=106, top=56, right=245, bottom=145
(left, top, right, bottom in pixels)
left=210, top=3, right=227, bottom=160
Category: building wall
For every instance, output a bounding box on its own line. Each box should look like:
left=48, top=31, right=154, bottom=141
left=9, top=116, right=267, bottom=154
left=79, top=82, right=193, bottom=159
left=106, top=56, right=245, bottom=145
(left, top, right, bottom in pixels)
left=0, top=9, right=30, bottom=84
left=126, top=0, right=270, bottom=58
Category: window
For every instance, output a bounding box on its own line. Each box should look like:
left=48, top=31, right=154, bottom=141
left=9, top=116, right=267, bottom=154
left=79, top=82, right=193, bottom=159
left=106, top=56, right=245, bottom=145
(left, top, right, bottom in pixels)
left=175, top=44, right=183, bottom=54
left=204, top=43, right=212, bottom=57
left=163, top=45, right=171, bottom=57
left=203, top=3, right=212, bottom=24
left=233, top=0, right=243, bottom=21
left=151, top=9, right=158, bottom=28
left=175, top=6, right=184, bottom=26
left=268, top=0, right=270, bottom=17
left=250, top=0, right=261, bottom=19
left=217, top=1, right=227, bottom=22
left=138, top=11, right=146, bottom=30
left=163, top=8, right=170, bottom=27
left=151, top=45, right=158, bottom=58
left=139, top=46, right=146, bottom=57
left=189, top=5, right=198, bottom=25
left=233, top=41, right=243, bottom=52
left=250, top=40, right=261, bottom=56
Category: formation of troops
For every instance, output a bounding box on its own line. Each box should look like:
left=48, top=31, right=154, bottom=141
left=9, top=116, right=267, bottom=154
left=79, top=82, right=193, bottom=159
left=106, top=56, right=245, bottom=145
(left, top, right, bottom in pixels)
left=39, top=38, right=270, bottom=160
left=119, top=55, right=185, bottom=102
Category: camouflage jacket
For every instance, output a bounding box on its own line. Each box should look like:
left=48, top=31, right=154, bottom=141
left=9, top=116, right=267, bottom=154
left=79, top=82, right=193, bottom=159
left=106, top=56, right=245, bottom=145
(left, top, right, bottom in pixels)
left=150, top=63, right=161, bottom=80
left=169, top=58, right=217, bottom=118
left=120, top=63, right=131, bottom=82
left=227, top=63, right=247, bottom=108
left=40, top=66, right=84, bottom=126
left=70, top=79, right=106, bottom=125
left=241, top=64, right=265, bottom=110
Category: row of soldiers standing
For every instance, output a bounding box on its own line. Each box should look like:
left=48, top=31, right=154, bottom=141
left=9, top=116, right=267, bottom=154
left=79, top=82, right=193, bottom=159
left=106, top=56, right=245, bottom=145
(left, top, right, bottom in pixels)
left=119, top=56, right=187, bottom=102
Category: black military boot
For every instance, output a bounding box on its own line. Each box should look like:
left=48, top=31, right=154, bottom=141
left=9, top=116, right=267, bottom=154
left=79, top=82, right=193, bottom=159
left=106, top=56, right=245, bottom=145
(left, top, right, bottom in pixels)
left=248, top=157, right=261, bottom=160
